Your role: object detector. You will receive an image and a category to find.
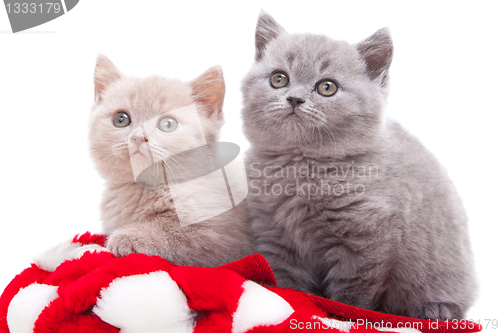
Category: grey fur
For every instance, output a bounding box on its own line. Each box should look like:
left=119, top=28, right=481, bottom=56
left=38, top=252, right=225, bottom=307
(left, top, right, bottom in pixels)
left=241, top=12, right=476, bottom=320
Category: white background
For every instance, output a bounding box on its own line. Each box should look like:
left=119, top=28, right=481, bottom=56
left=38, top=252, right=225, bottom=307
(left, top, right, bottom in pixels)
left=1, top=0, right=498, bottom=329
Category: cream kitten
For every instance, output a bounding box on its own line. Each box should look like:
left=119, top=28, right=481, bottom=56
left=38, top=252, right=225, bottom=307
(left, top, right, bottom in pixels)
left=89, top=55, right=252, bottom=266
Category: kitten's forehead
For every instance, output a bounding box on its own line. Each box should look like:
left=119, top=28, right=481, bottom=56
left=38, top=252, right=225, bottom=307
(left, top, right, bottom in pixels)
left=106, top=75, right=193, bottom=121
left=264, top=33, right=364, bottom=82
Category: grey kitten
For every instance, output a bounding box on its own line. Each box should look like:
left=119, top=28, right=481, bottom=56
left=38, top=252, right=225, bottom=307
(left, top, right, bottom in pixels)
left=241, top=12, right=476, bottom=320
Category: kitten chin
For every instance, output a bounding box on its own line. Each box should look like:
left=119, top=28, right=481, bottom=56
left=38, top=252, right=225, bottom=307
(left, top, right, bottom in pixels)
left=89, top=55, right=252, bottom=266
left=242, top=12, right=476, bottom=321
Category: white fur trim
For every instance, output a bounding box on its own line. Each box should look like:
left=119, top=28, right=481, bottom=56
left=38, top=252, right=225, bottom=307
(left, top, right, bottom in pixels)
left=74, top=244, right=109, bottom=259
left=93, top=271, right=195, bottom=333
left=316, top=316, right=353, bottom=331
left=33, top=240, right=108, bottom=272
left=317, top=316, right=422, bottom=333
left=7, top=283, right=59, bottom=333
left=232, top=281, right=294, bottom=333
left=375, top=326, right=422, bottom=333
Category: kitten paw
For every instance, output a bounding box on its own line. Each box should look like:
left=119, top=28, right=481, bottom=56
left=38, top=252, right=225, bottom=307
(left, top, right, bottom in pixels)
left=423, top=302, right=463, bottom=321
left=106, top=232, right=158, bottom=257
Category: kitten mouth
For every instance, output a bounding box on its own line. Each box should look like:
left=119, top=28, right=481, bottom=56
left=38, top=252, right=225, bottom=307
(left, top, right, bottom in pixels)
left=130, top=147, right=149, bottom=158
left=287, top=109, right=301, bottom=120
left=132, top=151, right=146, bottom=156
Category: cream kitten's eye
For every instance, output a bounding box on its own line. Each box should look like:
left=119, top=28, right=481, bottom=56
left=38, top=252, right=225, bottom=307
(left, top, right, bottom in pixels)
left=113, top=111, right=131, bottom=127
left=158, top=116, right=178, bottom=132
left=316, top=80, right=338, bottom=97
left=270, top=72, right=289, bottom=88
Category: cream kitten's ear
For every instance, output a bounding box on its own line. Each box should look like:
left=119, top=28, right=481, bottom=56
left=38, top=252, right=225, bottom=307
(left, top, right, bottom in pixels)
left=190, top=66, right=225, bottom=118
left=94, top=54, right=122, bottom=103
left=255, top=11, right=285, bottom=61
left=356, top=28, right=393, bottom=81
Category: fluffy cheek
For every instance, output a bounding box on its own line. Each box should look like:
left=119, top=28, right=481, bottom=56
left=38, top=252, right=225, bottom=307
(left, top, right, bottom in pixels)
left=89, top=118, right=134, bottom=183
left=321, top=85, right=384, bottom=146
left=320, top=95, right=356, bottom=127
left=243, top=82, right=282, bottom=125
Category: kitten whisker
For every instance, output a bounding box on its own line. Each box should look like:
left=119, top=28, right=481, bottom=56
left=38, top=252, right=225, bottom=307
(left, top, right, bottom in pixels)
left=96, top=154, right=121, bottom=174
left=161, top=158, right=184, bottom=184
left=107, top=158, right=121, bottom=183
left=301, top=106, right=327, bottom=124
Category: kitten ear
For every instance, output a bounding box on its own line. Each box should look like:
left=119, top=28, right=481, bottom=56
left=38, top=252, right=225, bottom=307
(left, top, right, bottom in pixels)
left=190, top=66, right=225, bottom=118
left=356, top=28, right=393, bottom=81
left=94, top=54, right=122, bottom=103
left=255, top=11, right=285, bottom=61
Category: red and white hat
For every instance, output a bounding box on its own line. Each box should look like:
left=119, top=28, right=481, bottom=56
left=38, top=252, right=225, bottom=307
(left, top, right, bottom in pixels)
left=0, top=233, right=482, bottom=333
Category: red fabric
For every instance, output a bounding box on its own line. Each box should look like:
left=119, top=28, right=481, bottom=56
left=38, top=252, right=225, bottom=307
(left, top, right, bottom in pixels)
left=248, top=287, right=330, bottom=332
left=308, top=295, right=482, bottom=333
left=221, top=253, right=277, bottom=286
left=72, top=232, right=107, bottom=247
left=0, top=233, right=482, bottom=333
left=0, top=265, right=51, bottom=333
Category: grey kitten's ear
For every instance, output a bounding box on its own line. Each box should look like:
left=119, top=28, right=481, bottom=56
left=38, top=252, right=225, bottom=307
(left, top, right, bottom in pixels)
left=255, top=11, right=285, bottom=61
left=356, top=28, right=393, bottom=81
left=190, top=66, right=225, bottom=118
left=94, top=54, right=122, bottom=103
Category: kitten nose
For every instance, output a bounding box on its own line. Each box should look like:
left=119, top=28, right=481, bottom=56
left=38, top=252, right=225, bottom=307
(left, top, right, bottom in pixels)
left=130, top=132, right=148, bottom=146
left=287, top=97, right=305, bottom=108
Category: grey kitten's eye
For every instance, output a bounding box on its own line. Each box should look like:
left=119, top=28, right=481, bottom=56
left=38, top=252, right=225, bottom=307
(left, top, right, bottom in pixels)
left=113, top=111, right=131, bottom=127
left=316, top=80, right=338, bottom=97
left=158, top=116, right=178, bottom=132
left=270, top=72, right=289, bottom=88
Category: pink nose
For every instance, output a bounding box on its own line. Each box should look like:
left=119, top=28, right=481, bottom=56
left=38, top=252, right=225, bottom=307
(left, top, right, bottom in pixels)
left=130, top=132, right=148, bottom=146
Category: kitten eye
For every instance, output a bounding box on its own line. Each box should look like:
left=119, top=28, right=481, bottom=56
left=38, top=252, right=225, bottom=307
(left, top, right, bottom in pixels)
left=316, top=80, right=338, bottom=97
left=113, top=111, right=131, bottom=127
left=158, top=116, right=178, bottom=132
left=270, top=72, right=289, bottom=89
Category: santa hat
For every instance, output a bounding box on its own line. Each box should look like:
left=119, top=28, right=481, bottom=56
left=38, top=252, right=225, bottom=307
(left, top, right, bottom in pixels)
left=0, top=233, right=482, bottom=333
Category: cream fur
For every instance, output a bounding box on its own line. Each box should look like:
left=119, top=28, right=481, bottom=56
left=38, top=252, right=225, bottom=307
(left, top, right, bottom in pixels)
left=89, top=55, right=252, bottom=266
